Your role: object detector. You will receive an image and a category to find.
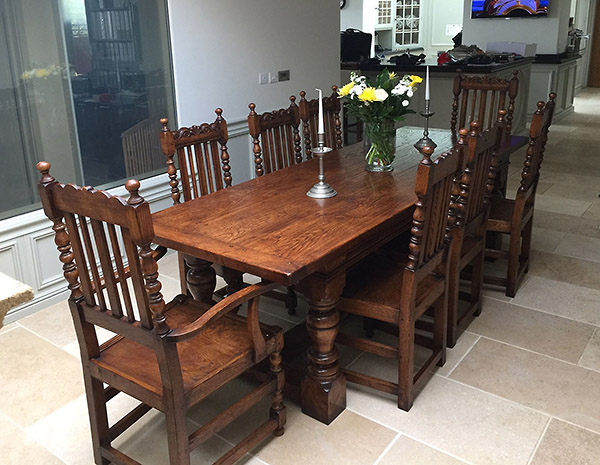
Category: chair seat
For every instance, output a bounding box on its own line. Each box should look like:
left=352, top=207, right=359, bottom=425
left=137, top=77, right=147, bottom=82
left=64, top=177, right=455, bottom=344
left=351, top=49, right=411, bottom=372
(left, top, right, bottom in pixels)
left=343, top=251, right=445, bottom=321
left=93, top=296, right=281, bottom=402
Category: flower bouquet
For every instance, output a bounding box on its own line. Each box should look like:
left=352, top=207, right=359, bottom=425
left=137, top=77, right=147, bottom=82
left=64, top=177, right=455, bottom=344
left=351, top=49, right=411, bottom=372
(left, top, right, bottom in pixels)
left=339, top=70, right=422, bottom=171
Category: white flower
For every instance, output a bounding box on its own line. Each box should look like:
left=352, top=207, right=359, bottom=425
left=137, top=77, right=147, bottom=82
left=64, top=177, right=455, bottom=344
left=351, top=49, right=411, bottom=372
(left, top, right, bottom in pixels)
left=391, top=83, right=408, bottom=96
left=402, top=100, right=409, bottom=107
left=407, top=89, right=413, bottom=98
left=374, top=88, right=388, bottom=102
left=349, top=85, right=364, bottom=98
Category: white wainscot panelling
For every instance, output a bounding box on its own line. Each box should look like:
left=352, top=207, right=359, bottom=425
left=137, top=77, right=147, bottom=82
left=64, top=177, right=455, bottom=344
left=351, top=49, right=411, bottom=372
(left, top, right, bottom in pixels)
left=0, top=241, right=20, bottom=280
left=30, top=230, right=65, bottom=292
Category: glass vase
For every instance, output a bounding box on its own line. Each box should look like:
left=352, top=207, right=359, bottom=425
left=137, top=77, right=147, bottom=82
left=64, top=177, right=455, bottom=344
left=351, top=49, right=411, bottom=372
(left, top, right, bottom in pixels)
left=363, top=119, right=397, bottom=172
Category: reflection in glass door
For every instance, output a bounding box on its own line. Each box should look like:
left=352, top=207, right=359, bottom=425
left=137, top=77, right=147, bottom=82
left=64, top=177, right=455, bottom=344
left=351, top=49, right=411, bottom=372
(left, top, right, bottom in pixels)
left=0, top=0, right=175, bottom=220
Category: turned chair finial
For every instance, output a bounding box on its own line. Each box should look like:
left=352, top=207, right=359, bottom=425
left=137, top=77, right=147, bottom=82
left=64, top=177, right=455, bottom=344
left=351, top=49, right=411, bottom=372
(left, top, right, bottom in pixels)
left=125, top=179, right=144, bottom=206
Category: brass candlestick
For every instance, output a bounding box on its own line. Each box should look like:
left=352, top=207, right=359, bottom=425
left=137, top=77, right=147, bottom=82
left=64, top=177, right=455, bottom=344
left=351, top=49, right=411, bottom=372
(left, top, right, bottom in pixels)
left=306, top=133, right=337, bottom=199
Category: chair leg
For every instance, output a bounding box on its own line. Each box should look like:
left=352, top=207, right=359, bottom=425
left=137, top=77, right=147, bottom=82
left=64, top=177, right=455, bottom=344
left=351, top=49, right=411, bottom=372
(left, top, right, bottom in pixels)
left=269, top=351, right=286, bottom=436
left=84, top=377, right=111, bottom=465
left=506, top=227, right=522, bottom=298
left=433, top=295, right=447, bottom=367
left=397, top=312, right=415, bottom=411
left=471, top=249, right=484, bottom=317
left=285, top=286, right=298, bottom=316
left=521, top=217, right=534, bottom=274
left=164, top=396, right=190, bottom=465
left=446, top=261, right=461, bottom=348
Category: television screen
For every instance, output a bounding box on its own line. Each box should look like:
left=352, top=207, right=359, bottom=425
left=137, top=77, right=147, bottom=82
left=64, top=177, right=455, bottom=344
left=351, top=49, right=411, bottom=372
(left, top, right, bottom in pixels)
left=472, top=0, right=549, bottom=18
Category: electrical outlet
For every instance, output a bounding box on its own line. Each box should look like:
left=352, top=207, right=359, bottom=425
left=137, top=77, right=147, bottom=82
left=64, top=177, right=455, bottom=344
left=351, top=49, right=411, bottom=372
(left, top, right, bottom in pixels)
left=269, top=72, right=278, bottom=84
left=259, top=73, right=269, bottom=85
left=278, top=70, right=290, bottom=82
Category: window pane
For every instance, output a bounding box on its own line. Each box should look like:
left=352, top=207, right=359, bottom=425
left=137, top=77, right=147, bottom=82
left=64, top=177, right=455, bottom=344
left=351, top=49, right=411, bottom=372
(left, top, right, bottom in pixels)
left=0, top=0, right=175, bottom=220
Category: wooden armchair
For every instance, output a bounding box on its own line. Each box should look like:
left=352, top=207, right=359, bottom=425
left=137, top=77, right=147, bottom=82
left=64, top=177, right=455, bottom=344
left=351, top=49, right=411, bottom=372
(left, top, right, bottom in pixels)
left=37, top=162, right=285, bottom=465
left=483, top=94, right=556, bottom=297
left=450, top=70, right=519, bottom=142
left=298, top=86, right=342, bottom=158
left=160, top=111, right=242, bottom=299
left=248, top=96, right=302, bottom=176
left=336, top=143, right=461, bottom=411
left=247, top=98, right=302, bottom=314
left=446, top=114, right=505, bottom=347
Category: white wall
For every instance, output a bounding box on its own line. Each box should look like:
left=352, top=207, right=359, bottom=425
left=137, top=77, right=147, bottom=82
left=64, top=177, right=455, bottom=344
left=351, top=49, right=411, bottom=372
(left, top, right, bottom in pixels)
left=167, top=0, right=341, bottom=182
left=462, top=0, right=572, bottom=55
left=422, top=0, right=463, bottom=57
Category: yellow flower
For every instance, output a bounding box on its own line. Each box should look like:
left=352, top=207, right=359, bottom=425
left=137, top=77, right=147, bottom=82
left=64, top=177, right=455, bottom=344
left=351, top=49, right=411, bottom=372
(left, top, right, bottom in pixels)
left=338, top=82, right=354, bottom=97
left=388, top=71, right=398, bottom=80
left=358, top=87, right=377, bottom=102
left=35, top=68, right=50, bottom=78
left=410, top=75, right=423, bottom=87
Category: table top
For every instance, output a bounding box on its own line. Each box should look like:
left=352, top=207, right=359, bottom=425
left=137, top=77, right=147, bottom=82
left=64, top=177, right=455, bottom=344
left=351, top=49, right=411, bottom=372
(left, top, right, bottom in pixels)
left=151, top=126, right=526, bottom=285
left=152, top=136, right=429, bottom=285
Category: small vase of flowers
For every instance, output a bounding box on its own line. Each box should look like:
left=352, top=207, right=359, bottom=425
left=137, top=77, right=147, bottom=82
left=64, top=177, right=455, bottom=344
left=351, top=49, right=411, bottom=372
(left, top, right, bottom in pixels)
left=339, top=70, right=422, bottom=171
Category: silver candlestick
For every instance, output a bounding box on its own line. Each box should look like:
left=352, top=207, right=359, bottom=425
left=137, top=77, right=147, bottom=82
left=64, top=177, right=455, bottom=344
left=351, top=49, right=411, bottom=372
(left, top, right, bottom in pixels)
left=414, top=99, right=437, bottom=151
left=307, top=133, right=337, bottom=199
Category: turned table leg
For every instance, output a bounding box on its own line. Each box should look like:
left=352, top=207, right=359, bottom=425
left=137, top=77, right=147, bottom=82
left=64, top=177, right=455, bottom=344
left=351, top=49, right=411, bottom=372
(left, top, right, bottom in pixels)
left=299, top=272, right=346, bottom=424
left=183, top=255, right=216, bottom=305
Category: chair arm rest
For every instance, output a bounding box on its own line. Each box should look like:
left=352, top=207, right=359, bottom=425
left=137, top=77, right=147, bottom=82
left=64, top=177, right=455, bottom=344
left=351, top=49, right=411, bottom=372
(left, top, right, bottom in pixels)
left=164, top=281, right=279, bottom=343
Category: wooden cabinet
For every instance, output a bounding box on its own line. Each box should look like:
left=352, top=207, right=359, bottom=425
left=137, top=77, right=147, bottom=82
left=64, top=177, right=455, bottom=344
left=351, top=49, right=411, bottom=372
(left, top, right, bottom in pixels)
left=375, top=0, right=421, bottom=51
left=528, top=57, right=579, bottom=121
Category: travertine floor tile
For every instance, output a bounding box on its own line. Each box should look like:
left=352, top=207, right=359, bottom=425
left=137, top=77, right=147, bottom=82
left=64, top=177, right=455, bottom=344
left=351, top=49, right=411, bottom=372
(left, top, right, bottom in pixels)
left=468, top=298, right=595, bottom=363
left=190, top=379, right=396, bottom=465
left=554, top=234, right=600, bottom=264
left=543, top=182, right=600, bottom=203
left=437, top=331, right=480, bottom=377
left=450, top=338, right=600, bottom=433
left=512, top=276, right=600, bottom=326
left=533, top=210, right=600, bottom=239
left=579, top=328, right=600, bottom=372
left=583, top=201, right=600, bottom=220
left=530, top=419, right=600, bottom=465
left=156, top=251, right=181, bottom=280
left=378, top=435, right=469, bottom=465
left=18, top=299, right=76, bottom=350
left=534, top=194, right=592, bottom=217
left=347, top=376, right=548, bottom=465
left=0, top=412, right=65, bottom=465
left=528, top=250, right=600, bottom=291
left=0, top=327, right=84, bottom=427
left=530, top=227, right=565, bottom=253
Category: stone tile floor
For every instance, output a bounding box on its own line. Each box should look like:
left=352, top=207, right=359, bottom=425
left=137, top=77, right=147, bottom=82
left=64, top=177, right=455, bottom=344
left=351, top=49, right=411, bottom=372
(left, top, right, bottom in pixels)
left=2, top=89, right=600, bottom=464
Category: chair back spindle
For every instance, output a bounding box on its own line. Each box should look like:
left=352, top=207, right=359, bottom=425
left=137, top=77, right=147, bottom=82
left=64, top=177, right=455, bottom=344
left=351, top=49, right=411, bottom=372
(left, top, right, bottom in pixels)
left=248, top=96, right=302, bottom=176
left=160, top=109, right=232, bottom=205
left=37, top=163, right=169, bottom=336
left=407, top=145, right=462, bottom=271
left=451, top=71, right=518, bottom=142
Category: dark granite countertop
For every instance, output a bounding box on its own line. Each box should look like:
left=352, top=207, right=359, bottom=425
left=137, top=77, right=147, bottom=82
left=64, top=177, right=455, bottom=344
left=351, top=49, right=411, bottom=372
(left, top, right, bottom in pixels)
left=534, top=53, right=582, bottom=64
left=341, top=57, right=535, bottom=74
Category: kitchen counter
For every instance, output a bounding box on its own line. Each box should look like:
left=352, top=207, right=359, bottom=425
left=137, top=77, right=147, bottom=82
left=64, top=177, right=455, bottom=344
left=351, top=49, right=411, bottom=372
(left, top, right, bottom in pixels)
left=341, top=56, right=535, bottom=74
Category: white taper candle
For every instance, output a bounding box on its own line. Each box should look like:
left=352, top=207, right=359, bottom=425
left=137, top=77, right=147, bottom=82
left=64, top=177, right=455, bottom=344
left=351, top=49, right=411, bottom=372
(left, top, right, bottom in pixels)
left=316, top=88, right=324, bottom=134
left=425, top=66, right=430, bottom=101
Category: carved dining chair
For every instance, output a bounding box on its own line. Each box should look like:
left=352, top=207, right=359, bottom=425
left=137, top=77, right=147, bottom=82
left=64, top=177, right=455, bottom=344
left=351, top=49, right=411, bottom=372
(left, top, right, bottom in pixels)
left=446, top=113, right=505, bottom=347
left=247, top=98, right=302, bottom=314
left=247, top=96, right=302, bottom=176
left=37, top=162, right=285, bottom=465
left=298, top=86, right=342, bottom=158
left=336, top=143, right=461, bottom=411
left=160, top=111, right=244, bottom=300
left=483, top=93, right=556, bottom=297
left=450, top=70, right=519, bottom=143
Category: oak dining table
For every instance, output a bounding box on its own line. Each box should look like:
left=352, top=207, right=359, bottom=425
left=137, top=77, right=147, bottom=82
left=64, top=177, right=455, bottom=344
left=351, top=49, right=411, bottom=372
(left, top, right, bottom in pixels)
left=150, top=126, right=526, bottom=424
